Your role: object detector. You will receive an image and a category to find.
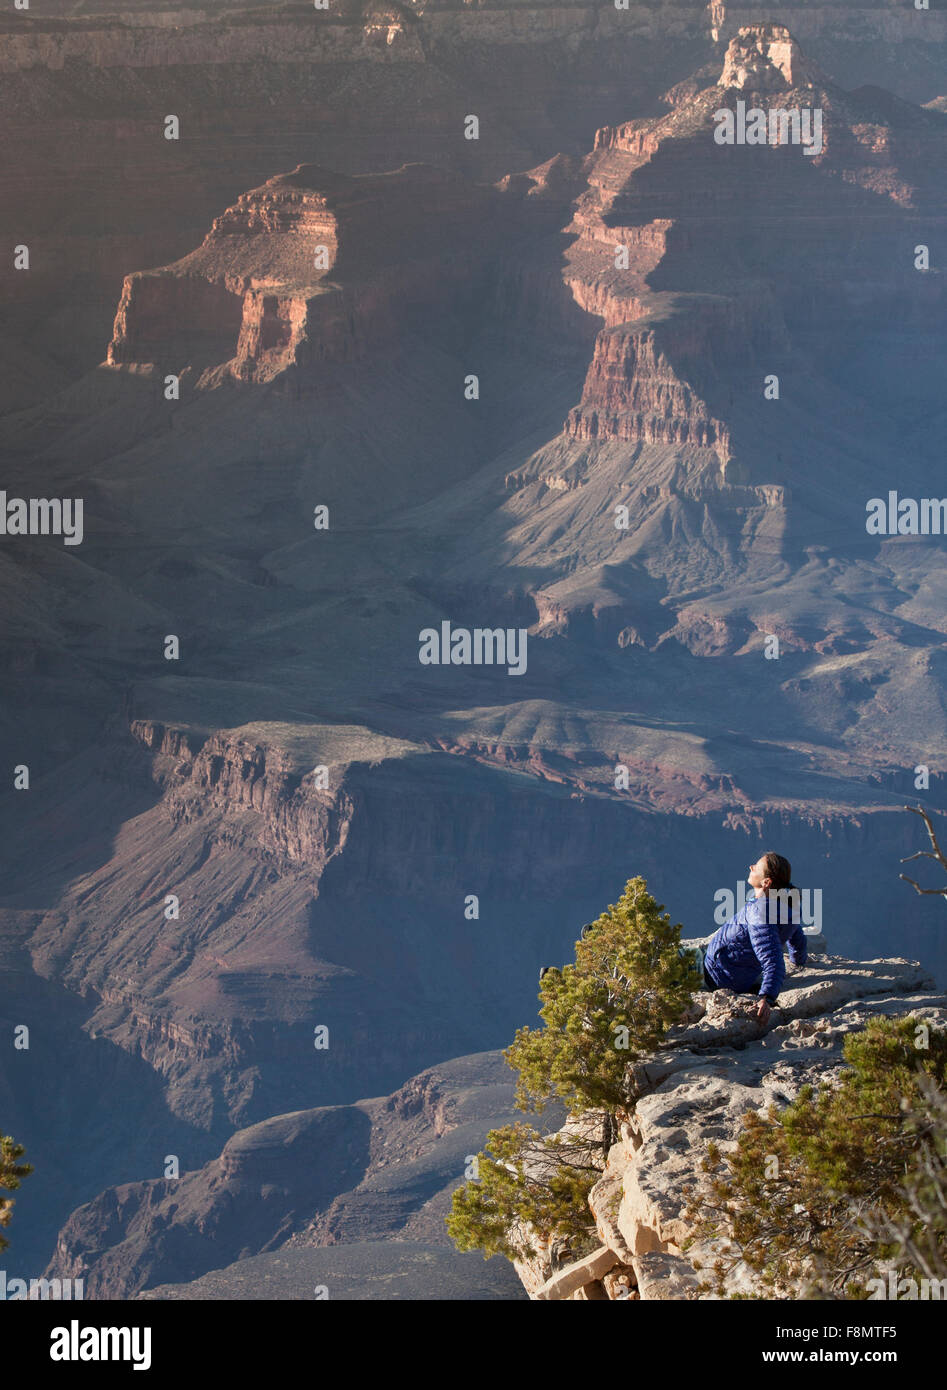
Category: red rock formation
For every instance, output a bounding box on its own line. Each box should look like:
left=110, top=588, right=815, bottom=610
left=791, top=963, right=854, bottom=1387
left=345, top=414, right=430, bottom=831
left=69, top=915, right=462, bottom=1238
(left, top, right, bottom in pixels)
left=106, top=163, right=501, bottom=385
left=546, top=22, right=947, bottom=467
left=718, top=23, right=823, bottom=91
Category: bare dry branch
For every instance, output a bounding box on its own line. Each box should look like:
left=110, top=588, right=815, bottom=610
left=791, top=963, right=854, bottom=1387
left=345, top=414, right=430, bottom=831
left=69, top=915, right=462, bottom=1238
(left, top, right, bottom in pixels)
left=902, top=804, right=947, bottom=865
left=900, top=806, right=947, bottom=898
left=900, top=874, right=947, bottom=898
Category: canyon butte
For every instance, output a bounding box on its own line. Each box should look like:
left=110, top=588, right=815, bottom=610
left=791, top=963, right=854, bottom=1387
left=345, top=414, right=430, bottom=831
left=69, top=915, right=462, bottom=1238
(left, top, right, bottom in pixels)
left=1, top=3, right=946, bottom=1297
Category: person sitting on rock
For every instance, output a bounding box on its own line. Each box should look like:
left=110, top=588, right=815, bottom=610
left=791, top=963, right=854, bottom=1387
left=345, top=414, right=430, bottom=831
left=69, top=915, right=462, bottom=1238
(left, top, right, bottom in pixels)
left=702, top=852, right=808, bottom=1028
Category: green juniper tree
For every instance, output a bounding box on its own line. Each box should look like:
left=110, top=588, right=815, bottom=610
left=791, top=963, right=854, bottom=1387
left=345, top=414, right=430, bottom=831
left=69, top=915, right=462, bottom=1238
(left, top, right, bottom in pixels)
left=861, top=1068, right=947, bottom=1293
left=0, top=1132, right=32, bottom=1256
left=445, top=1122, right=604, bottom=1261
left=683, top=1014, right=947, bottom=1298
left=448, top=876, right=699, bottom=1260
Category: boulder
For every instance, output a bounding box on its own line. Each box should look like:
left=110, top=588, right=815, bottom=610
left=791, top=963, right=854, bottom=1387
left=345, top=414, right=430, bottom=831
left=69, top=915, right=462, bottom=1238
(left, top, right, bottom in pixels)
left=536, top=1246, right=619, bottom=1301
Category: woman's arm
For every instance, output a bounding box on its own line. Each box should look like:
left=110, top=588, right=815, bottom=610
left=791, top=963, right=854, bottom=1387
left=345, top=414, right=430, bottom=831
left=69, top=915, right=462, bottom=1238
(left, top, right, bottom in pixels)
left=787, top=921, right=808, bottom=967
left=748, top=917, right=785, bottom=1003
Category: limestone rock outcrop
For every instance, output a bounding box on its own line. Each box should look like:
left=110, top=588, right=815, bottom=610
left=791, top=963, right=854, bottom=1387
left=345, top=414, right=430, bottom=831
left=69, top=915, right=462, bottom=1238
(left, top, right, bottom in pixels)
left=719, top=24, right=824, bottom=92
left=107, top=164, right=501, bottom=386
left=515, top=953, right=946, bottom=1299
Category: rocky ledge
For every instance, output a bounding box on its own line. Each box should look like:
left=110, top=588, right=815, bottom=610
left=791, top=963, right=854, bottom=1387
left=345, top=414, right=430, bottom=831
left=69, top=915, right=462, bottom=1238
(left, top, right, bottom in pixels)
left=515, top=951, right=946, bottom=1299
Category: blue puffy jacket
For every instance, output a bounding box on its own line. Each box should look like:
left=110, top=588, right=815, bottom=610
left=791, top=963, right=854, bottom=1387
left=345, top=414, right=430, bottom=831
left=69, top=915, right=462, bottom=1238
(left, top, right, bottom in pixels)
left=703, top=891, right=807, bottom=1002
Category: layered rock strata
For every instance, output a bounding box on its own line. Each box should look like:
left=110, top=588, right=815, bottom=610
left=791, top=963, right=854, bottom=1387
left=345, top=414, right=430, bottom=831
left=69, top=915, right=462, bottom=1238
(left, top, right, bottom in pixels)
left=107, top=164, right=501, bottom=385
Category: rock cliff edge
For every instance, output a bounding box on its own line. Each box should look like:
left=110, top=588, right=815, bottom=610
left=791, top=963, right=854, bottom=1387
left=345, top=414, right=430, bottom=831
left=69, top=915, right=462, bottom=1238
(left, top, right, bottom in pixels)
left=514, top=951, right=945, bottom=1299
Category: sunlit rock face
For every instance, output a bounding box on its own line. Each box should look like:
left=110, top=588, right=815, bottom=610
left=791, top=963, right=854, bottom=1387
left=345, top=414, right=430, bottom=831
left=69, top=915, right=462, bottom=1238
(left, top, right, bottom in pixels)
left=517, top=955, right=946, bottom=1299
left=719, top=23, right=824, bottom=93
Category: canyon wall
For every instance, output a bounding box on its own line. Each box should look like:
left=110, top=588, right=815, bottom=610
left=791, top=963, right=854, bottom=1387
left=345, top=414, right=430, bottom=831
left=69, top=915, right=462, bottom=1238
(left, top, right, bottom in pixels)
left=5, top=707, right=942, bottom=1273
left=3, top=0, right=945, bottom=392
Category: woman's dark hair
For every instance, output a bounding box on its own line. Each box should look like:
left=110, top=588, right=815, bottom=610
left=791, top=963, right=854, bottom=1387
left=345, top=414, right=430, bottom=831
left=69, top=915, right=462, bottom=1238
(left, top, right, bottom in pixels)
left=760, top=852, right=793, bottom=892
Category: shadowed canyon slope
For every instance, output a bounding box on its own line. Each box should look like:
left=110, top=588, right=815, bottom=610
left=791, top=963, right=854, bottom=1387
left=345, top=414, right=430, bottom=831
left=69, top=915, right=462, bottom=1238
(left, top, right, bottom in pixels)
left=44, top=1049, right=540, bottom=1299
left=1, top=14, right=946, bottom=1294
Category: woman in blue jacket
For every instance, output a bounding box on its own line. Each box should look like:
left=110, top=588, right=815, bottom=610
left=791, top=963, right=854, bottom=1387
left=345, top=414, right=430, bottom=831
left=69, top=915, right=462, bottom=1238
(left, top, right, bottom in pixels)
left=702, top=852, right=808, bottom=1027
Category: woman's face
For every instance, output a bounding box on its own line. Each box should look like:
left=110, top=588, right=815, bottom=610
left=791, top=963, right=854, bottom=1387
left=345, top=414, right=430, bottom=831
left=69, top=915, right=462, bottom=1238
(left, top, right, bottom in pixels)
left=748, top=857, right=770, bottom=895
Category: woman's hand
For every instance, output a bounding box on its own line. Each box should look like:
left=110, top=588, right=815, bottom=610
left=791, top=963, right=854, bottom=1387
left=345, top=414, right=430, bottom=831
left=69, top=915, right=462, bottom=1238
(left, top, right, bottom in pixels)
left=756, top=997, right=772, bottom=1027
